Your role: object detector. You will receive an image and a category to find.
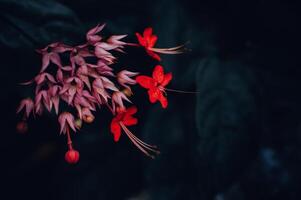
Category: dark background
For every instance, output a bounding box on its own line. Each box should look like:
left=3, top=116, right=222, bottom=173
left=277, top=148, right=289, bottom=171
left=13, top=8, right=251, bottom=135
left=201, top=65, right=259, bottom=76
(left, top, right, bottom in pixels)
left=0, top=0, right=300, bottom=199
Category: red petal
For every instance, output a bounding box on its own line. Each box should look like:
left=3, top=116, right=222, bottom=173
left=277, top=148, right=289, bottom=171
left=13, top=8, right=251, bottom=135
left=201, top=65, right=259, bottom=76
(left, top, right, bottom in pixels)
left=126, top=106, right=137, bottom=115
left=110, top=120, right=121, bottom=142
left=161, top=72, right=172, bottom=87
left=143, top=27, right=153, bottom=37
left=148, top=35, right=157, bottom=47
left=136, top=76, right=155, bottom=89
left=148, top=88, right=160, bottom=103
left=158, top=92, right=168, bottom=108
left=146, top=50, right=161, bottom=61
left=135, top=33, right=146, bottom=47
left=152, top=65, right=164, bottom=83
left=123, top=116, right=138, bottom=126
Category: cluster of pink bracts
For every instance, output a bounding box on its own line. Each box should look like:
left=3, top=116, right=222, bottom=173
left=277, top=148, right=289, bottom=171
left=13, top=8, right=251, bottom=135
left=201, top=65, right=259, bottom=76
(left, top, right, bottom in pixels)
left=16, top=24, right=185, bottom=164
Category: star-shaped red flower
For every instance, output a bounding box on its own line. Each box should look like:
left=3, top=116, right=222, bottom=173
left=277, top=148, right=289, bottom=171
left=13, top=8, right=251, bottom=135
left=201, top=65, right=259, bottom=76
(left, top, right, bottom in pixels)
left=110, top=106, right=138, bottom=142
left=135, top=27, right=161, bottom=61
left=136, top=65, right=172, bottom=108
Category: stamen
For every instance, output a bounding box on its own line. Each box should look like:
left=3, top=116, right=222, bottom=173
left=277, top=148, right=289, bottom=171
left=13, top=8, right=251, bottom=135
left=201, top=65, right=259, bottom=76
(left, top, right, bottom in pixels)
left=124, top=127, right=159, bottom=151
left=149, top=43, right=189, bottom=54
left=121, top=123, right=159, bottom=154
left=162, top=87, right=199, bottom=94
left=119, top=122, right=160, bottom=158
left=150, top=49, right=184, bottom=54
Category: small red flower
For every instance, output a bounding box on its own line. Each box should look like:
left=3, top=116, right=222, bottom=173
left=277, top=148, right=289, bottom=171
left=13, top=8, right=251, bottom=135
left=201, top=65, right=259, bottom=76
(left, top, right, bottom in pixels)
left=110, top=106, right=138, bottom=142
left=110, top=106, right=159, bottom=158
left=136, top=65, right=172, bottom=108
left=136, top=27, right=161, bottom=61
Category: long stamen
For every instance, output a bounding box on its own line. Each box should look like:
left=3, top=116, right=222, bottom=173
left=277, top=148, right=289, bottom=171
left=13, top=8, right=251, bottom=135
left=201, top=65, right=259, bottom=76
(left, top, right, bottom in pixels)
left=161, top=87, right=199, bottom=94
left=149, top=42, right=189, bottom=54
left=119, top=122, right=160, bottom=158
left=124, top=128, right=160, bottom=153
left=150, top=43, right=188, bottom=51
left=121, top=122, right=159, bottom=154
left=127, top=130, right=158, bottom=149
left=150, top=49, right=185, bottom=54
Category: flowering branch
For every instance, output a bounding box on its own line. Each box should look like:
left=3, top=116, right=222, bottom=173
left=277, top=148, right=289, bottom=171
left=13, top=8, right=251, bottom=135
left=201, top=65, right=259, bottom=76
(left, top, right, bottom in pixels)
left=16, top=24, right=189, bottom=164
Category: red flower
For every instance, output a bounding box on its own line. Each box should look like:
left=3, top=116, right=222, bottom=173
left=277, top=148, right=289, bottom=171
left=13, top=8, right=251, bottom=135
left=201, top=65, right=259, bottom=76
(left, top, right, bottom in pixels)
left=136, top=65, right=172, bottom=108
left=110, top=106, right=138, bottom=142
left=110, top=106, right=159, bottom=158
left=136, top=27, right=161, bottom=61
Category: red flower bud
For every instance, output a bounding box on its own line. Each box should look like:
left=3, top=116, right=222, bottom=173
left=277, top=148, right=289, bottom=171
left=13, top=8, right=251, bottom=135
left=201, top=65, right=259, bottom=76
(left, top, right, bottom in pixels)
left=65, top=149, right=80, bottom=164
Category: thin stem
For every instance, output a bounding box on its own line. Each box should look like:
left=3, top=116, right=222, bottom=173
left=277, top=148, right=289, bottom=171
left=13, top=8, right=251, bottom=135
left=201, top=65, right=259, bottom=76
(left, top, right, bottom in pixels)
left=66, top=128, right=73, bottom=150
left=126, top=43, right=140, bottom=47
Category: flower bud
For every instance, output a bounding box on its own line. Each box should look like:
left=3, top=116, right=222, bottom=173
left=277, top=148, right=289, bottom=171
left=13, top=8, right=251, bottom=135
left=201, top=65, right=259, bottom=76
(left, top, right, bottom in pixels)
left=122, top=88, right=132, bottom=97
left=75, top=118, right=82, bottom=129
left=83, top=115, right=94, bottom=123
left=65, top=149, right=80, bottom=164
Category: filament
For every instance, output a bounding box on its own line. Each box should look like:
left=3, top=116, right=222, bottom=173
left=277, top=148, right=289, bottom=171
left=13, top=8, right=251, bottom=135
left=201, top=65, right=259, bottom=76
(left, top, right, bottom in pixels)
left=160, top=87, right=199, bottom=94
left=120, top=122, right=160, bottom=158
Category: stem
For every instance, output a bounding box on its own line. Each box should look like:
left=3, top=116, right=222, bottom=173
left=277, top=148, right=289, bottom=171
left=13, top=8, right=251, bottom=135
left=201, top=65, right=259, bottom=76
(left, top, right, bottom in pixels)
left=66, top=128, right=73, bottom=150
left=126, top=43, right=140, bottom=47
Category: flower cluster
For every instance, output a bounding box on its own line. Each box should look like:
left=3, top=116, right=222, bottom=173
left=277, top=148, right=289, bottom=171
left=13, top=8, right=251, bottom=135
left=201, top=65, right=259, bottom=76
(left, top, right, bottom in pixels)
left=16, top=24, right=185, bottom=164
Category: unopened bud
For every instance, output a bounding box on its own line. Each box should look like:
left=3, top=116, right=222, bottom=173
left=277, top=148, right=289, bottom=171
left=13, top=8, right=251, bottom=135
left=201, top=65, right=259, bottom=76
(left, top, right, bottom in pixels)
left=122, top=88, right=132, bottom=97
left=83, top=115, right=94, bottom=123
left=75, top=118, right=82, bottom=129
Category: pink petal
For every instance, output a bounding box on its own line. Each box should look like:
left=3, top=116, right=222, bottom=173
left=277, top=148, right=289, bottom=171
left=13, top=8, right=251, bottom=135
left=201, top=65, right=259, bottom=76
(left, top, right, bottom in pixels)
left=53, top=43, right=73, bottom=53
left=86, top=24, right=105, bottom=43
left=112, top=91, right=131, bottom=111
left=95, top=42, right=118, bottom=50
left=61, top=66, right=73, bottom=71
left=66, top=114, right=76, bottom=132
left=58, top=113, right=67, bottom=133
left=80, top=75, right=91, bottom=91
left=82, top=90, right=97, bottom=103
left=50, top=53, right=62, bottom=67
left=51, top=96, right=60, bottom=114
left=35, top=74, right=45, bottom=85
left=40, top=53, right=50, bottom=72
left=20, top=79, right=34, bottom=85
left=56, top=69, right=63, bottom=82
left=101, top=77, right=118, bottom=91
left=45, top=73, right=57, bottom=83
